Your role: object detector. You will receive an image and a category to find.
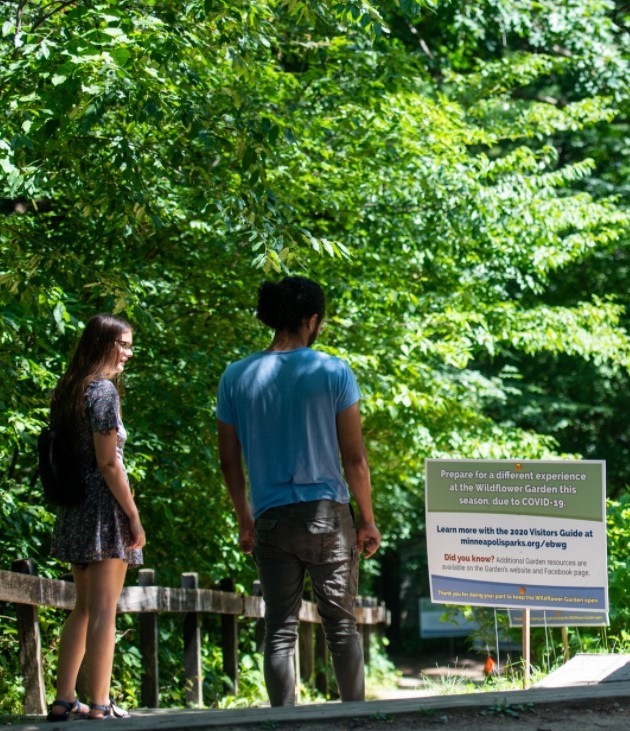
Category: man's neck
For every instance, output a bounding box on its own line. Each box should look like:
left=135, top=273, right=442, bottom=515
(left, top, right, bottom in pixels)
left=266, top=316, right=320, bottom=351
left=266, top=332, right=309, bottom=352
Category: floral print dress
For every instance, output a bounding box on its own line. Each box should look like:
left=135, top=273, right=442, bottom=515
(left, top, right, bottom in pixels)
left=51, top=377, right=143, bottom=567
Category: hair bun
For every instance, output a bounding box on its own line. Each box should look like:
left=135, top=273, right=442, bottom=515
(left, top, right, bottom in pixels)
left=256, top=281, right=283, bottom=330
left=256, top=277, right=325, bottom=333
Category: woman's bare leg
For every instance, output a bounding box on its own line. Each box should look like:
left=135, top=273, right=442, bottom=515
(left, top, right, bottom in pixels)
left=50, top=565, right=90, bottom=715
left=84, top=559, right=128, bottom=717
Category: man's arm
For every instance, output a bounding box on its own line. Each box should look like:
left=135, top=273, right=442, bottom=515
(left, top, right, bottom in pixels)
left=217, top=420, right=255, bottom=554
left=336, top=403, right=381, bottom=558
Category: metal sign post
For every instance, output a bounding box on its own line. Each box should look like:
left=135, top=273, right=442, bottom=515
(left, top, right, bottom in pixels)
left=522, top=608, right=531, bottom=688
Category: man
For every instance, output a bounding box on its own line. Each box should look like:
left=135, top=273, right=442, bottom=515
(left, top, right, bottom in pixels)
left=217, top=275, right=380, bottom=706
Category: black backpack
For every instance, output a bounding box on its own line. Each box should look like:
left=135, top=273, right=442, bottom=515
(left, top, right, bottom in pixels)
left=37, top=427, right=86, bottom=507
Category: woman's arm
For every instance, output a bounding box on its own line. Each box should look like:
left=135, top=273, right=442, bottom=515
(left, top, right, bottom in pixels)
left=93, top=429, right=146, bottom=550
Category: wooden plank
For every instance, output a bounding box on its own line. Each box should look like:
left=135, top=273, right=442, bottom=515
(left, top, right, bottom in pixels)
left=298, top=600, right=320, bottom=623
left=0, top=571, right=387, bottom=625
left=250, top=581, right=265, bottom=653
left=353, top=605, right=388, bottom=624
left=535, top=652, right=630, bottom=687
left=5, top=681, right=630, bottom=731
left=243, top=594, right=265, bottom=619
left=118, top=586, right=244, bottom=614
left=0, top=569, right=75, bottom=609
left=0, top=571, right=243, bottom=615
left=244, top=596, right=386, bottom=625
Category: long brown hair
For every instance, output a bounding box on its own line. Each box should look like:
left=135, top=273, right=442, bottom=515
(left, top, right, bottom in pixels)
left=51, top=314, right=132, bottom=444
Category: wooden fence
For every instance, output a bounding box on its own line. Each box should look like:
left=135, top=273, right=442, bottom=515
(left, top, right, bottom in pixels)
left=0, top=558, right=390, bottom=715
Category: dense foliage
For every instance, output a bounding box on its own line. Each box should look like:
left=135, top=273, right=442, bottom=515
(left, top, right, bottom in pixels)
left=1, top=0, right=629, bottom=711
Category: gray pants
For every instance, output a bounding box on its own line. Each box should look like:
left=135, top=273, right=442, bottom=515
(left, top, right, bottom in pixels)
left=253, top=499, right=364, bottom=706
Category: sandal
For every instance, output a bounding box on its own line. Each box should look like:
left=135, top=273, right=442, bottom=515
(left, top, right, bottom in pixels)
left=46, top=698, right=88, bottom=721
left=88, top=700, right=130, bottom=720
left=109, top=699, right=130, bottom=719
left=88, top=703, right=111, bottom=720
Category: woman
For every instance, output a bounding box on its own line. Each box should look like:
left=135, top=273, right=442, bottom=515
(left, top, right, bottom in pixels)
left=47, top=314, right=146, bottom=721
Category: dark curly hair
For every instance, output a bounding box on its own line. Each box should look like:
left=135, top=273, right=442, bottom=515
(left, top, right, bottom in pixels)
left=256, top=276, right=325, bottom=333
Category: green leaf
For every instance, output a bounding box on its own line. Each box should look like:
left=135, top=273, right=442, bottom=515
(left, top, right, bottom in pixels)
left=112, top=47, right=131, bottom=65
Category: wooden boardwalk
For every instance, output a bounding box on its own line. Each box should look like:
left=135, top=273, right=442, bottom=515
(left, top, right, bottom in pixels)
left=535, top=652, right=630, bottom=687
left=3, top=679, right=629, bottom=731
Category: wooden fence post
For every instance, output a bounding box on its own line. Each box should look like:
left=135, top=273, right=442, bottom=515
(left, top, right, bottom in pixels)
left=299, top=622, right=314, bottom=689
left=356, top=595, right=364, bottom=653
left=138, top=569, right=159, bottom=708
left=314, top=623, right=328, bottom=697
left=12, top=559, right=46, bottom=716
left=181, top=572, right=202, bottom=706
left=362, top=597, right=374, bottom=667
left=252, top=580, right=265, bottom=653
left=220, top=578, right=238, bottom=696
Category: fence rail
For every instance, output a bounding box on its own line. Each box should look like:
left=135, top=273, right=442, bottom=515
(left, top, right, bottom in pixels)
left=0, top=559, right=390, bottom=715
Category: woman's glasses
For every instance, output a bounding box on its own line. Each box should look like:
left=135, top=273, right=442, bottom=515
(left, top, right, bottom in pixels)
left=116, top=340, right=135, bottom=354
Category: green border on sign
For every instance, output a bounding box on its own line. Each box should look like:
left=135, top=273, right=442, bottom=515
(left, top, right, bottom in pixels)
left=426, top=459, right=604, bottom=521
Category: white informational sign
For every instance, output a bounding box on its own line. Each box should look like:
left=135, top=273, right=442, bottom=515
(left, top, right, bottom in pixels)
left=425, top=459, right=608, bottom=612
left=508, top=609, right=609, bottom=628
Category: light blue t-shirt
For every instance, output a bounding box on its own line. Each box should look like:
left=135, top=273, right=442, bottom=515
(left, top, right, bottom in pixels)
left=216, top=347, right=361, bottom=518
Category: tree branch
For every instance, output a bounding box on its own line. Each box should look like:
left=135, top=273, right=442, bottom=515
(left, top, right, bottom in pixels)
left=31, top=0, right=80, bottom=33
left=7, top=447, right=19, bottom=481
left=14, top=0, right=27, bottom=45
left=611, top=3, right=630, bottom=31
left=406, top=21, right=434, bottom=59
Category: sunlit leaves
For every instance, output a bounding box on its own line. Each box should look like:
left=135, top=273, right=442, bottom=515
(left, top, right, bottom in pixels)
left=1, top=0, right=629, bottom=585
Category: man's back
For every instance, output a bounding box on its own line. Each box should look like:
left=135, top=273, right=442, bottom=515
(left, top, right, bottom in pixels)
left=217, top=347, right=360, bottom=517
